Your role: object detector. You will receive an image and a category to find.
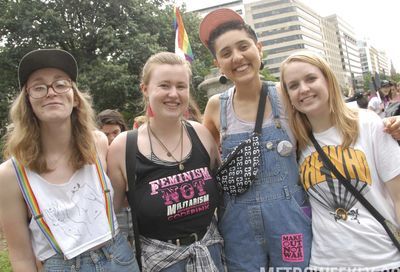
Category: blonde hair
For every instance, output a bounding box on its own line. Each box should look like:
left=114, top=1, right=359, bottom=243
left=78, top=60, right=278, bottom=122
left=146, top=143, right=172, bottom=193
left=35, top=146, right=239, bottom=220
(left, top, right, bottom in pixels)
left=280, top=51, right=359, bottom=150
left=140, top=52, right=192, bottom=116
left=3, top=82, right=97, bottom=172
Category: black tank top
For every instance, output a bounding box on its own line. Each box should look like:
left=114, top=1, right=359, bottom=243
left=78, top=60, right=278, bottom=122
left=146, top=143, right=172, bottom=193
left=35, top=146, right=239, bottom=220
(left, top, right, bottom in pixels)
left=130, top=122, right=220, bottom=241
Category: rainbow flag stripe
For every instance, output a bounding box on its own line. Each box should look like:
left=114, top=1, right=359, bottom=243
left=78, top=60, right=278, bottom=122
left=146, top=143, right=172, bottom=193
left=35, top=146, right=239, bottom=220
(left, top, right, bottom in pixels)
left=174, top=6, right=194, bottom=62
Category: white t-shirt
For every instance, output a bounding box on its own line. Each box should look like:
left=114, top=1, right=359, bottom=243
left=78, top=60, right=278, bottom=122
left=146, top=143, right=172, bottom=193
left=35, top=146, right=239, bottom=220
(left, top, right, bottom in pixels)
left=298, top=110, right=400, bottom=270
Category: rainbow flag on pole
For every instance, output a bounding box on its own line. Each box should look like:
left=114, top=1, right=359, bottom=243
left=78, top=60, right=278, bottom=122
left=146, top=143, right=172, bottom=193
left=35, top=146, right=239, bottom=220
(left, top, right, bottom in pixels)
left=174, top=6, right=194, bottom=62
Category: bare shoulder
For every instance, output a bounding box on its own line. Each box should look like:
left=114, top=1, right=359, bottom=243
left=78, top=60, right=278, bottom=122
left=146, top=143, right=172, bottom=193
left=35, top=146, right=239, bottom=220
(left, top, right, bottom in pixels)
left=188, top=121, right=219, bottom=156
left=203, top=93, right=222, bottom=144
left=0, top=159, right=23, bottom=211
left=205, top=93, right=222, bottom=113
left=189, top=121, right=213, bottom=138
left=93, top=130, right=109, bottom=167
left=93, top=130, right=108, bottom=148
left=107, top=130, right=128, bottom=171
left=0, top=159, right=18, bottom=186
left=108, top=130, right=128, bottom=154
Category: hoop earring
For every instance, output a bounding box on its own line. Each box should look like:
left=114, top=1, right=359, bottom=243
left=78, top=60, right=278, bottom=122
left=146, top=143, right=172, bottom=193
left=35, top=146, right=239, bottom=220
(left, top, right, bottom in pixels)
left=260, top=61, right=265, bottom=70
left=219, top=74, right=228, bottom=84
left=146, top=105, right=154, bottom=117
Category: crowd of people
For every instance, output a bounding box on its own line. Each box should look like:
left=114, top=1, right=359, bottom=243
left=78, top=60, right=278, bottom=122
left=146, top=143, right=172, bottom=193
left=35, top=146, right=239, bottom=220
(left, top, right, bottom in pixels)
left=0, top=7, right=400, bottom=272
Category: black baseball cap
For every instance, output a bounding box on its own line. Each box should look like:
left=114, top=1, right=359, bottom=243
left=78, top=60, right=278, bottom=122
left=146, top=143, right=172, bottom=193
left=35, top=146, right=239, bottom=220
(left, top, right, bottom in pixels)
left=18, top=49, right=78, bottom=88
left=380, top=80, right=393, bottom=88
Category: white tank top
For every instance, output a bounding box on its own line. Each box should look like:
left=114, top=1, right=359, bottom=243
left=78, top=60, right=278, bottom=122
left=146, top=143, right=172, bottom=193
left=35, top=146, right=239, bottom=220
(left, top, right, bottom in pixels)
left=25, top=164, right=118, bottom=261
left=222, top=86, right=296, bottom=144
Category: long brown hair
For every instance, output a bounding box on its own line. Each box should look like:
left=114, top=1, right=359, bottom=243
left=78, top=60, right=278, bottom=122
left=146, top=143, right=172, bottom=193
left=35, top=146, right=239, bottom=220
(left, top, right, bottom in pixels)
left=280, top=51, right=359, bottom=150
left=3, top=82, right=97, bottom=172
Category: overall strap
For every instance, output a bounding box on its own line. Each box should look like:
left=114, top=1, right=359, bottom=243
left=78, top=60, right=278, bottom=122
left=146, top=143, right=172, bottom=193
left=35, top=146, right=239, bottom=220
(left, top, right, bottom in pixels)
left=125, top=129, right=142, bottom=270
left=254, top=82, right=268, bottom=134
left=11, top=158, right=62, bottom=254
left=219, top=90, right=230, bottom=140
left=94, top=156, right=115, bottom=237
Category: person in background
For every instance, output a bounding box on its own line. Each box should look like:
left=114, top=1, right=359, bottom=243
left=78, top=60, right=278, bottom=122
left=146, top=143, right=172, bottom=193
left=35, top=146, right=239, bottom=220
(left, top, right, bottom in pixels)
left=96, top=109, right=134, bottom=244
left=385, top=82, right=400, bottom=117
left=368, top=80, right=393, bottom=118
left=0, top=49, right=139, bottom=272
left=200, top=8, right=312, bottom=271
left=345, top=91, right=368, bottom=109
left=133, top=115, right=147, bottom=129
left=107, top=52, right=224, bottom=271
left=280, top=50, right=400, bottom=270
left=96, top=109, right=128, bottom=145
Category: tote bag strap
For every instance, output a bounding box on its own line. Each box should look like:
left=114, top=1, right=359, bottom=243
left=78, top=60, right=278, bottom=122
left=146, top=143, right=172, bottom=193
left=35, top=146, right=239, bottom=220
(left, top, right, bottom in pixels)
left=254, top=82, right=269, bottom=134
left=309, top=134, right=400, bottom=251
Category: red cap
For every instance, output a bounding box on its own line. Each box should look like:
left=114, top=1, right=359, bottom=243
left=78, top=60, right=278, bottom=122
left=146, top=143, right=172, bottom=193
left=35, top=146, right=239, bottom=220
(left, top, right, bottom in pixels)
left=199, top=8, right=244, bottom=48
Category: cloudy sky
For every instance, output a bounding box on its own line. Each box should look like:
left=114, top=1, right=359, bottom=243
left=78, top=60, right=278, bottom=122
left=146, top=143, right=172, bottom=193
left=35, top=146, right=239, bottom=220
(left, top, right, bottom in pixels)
left=178, top=0, right=400, bottom=71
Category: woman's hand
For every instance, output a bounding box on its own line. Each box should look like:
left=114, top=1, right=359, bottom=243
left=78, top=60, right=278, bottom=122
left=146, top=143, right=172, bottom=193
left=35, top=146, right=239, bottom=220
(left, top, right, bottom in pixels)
left=383, top=116, right=400, bottom=140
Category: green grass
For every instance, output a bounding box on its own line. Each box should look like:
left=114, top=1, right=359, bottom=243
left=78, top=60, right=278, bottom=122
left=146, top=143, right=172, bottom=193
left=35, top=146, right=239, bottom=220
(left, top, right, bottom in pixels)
left=0, top=250, right=12, bottom=272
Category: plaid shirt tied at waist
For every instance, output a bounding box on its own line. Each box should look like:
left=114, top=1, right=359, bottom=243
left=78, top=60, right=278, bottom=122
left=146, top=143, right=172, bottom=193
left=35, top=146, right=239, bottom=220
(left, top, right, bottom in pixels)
left=141, top=218, right=223, bottom=272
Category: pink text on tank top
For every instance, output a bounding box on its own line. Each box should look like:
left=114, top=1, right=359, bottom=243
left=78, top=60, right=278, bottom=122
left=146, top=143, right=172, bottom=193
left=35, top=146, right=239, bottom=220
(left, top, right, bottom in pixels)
left=148, top=167, right=213, bottom=221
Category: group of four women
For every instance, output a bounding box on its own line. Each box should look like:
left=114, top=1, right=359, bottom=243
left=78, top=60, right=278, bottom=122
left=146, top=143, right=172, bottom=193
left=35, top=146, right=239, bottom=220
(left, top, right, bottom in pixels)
left=0, top=7, right=400, bottom=272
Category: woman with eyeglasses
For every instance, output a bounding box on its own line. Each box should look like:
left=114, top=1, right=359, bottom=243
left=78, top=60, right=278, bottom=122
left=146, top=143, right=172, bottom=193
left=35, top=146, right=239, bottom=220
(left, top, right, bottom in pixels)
left=0, top=49, right=139, bottom=272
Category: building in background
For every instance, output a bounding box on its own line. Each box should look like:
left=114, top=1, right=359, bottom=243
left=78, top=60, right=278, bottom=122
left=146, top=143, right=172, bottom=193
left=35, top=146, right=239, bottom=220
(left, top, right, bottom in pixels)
left=244, top=0, right=325, bottom=77
left=188, top=0, right=393, bottom=93
left=377, top=50, right=390, bottom=76
left=325, top=15, right=363, bottom=91
left=358, top=39, right=391, bottom=77
left=188, top=0, right=244, bottom=17
left=359, top=40, right=378, bottom=75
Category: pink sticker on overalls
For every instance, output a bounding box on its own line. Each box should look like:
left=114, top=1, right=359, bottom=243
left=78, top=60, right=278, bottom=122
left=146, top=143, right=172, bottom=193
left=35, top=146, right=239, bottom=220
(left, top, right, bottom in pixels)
left=281, top=233, right=304, bottom=262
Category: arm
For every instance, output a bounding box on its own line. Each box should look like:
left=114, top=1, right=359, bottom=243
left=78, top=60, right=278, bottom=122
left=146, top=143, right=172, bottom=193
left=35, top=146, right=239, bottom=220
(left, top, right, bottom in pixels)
left=383, top=116, right=400, bottom=140
left=202, top=94, right=221, bottom=146
left=189, top=121, right=221, bottom=171
left=385, top=176, right=400, bottom=225
left=107, top=131, right=128, bottom=213
left=0, top=160, right=37, bottom=272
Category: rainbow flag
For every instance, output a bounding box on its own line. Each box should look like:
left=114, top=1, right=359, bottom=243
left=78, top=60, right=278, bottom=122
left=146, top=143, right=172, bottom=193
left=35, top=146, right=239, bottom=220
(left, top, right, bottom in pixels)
left=174, top=7, right=194, bottom=62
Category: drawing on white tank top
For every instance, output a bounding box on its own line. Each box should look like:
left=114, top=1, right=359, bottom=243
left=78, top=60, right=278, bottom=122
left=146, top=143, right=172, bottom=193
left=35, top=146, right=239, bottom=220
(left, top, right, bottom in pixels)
left=70, top=182, right=104, bottom=224
left=44, top=201, right=86, bottom=239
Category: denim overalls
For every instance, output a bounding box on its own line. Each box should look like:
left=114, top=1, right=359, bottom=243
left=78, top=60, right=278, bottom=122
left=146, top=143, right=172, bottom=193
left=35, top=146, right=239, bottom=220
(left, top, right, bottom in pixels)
left=218, top=83, right=312, bottom=271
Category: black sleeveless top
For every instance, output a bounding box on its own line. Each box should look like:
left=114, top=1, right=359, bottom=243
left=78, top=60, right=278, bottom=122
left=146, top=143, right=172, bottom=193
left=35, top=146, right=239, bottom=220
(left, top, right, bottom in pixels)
left=130, top=122, right=220, bottom=241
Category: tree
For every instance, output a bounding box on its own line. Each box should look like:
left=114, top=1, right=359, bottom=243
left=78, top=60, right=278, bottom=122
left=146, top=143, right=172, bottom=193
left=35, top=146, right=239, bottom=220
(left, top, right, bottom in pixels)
left=0, top=0, right=214, bottom=137
left=363, top=72, right=372, bottom=91
left=260, top=67, right=278, bottom=82
left=390, top=73, right=400, bottom=83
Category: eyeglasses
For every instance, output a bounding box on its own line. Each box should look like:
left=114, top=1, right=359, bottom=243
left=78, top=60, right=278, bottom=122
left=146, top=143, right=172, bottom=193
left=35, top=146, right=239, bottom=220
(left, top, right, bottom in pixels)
left=27, top=79, right=73, bottom=99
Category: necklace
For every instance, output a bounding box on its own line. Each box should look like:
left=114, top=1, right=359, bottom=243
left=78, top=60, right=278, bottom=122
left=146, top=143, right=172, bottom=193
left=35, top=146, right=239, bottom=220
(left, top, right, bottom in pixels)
left=165, top=127, right=183, bottom=157
left=148, top=122, right=184, bottom=171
